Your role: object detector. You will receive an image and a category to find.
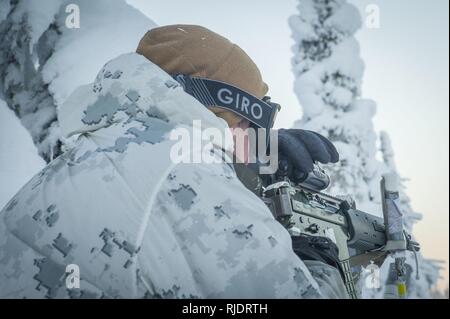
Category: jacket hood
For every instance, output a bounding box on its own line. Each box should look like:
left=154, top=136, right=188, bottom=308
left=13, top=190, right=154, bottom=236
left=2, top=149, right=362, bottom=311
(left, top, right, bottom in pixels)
left=58, top=53, right=232, bottom=148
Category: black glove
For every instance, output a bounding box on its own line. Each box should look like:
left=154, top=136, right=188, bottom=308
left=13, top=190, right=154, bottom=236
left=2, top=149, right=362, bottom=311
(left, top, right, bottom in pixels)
left=276, top=129, right=339, bottom=183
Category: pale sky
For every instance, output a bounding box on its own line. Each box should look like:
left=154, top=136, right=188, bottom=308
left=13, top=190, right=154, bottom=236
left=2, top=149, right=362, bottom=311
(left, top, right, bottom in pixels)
left=127, top=0, right=449, bottom=290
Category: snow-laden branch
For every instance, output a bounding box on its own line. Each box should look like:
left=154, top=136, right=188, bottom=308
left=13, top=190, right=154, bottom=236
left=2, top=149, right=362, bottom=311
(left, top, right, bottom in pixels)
left=0, top=0, right=156, bottom=162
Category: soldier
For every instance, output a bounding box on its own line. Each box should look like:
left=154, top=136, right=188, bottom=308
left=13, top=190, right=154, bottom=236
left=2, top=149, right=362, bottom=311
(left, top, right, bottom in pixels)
left=0, top=25, right=345, bottom=298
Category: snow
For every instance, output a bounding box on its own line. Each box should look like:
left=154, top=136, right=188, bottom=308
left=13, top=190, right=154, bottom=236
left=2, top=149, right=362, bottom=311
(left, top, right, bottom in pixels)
left=0, top=0, right=156, bottom=161
left=290, top=0, right=440, bottom=298
left=296, top=0, right=319, bottom=25
left=328, top=38, right=364, bottom=80
left=41, top=0, right=156, bottom=106
left=12, top=0, right=61, bottom=48
left=325, top=2, right=362, bottom=35
left=0, top=100, right=45, bottom=210
left=0, top=0, right=11, bottom=24
left=288, top=15, right=316, bottom=42
left=0, top=0, right=157, bottom=202
left=0, top=0, right=441, bottom=298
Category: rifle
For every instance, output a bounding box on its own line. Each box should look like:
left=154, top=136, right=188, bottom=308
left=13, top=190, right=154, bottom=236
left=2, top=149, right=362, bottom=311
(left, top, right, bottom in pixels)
left=260, top=168, right=420, bottom=299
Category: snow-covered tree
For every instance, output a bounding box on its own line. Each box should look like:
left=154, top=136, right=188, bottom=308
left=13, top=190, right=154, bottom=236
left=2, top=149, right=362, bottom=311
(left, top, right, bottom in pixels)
left=289, top=0, right=441, bottom=298
left=289, top=0, right=381, bottom=213
left=0, top=0, right=155, bottom=162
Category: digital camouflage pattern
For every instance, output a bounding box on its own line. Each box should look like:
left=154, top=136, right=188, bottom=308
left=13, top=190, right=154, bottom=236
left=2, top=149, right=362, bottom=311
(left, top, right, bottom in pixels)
left=0, top=53, right=343, bottom=298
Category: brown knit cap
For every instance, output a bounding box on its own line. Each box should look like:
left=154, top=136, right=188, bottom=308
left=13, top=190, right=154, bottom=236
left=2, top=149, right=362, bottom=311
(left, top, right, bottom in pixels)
left=136, top=24, right=269, bottom=127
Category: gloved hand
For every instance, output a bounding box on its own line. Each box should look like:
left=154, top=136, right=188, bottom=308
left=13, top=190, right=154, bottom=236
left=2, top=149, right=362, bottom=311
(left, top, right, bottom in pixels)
left=275, top=129, right=339, bottom=183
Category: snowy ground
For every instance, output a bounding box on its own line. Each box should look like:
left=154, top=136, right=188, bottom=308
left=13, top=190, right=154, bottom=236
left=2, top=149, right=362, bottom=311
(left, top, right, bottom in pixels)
left=0, top=100, right=45, bottom=209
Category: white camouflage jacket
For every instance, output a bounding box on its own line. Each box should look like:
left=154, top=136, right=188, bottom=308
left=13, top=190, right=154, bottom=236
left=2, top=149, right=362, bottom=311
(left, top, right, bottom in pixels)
left=0, top=53, right=347, bottom=298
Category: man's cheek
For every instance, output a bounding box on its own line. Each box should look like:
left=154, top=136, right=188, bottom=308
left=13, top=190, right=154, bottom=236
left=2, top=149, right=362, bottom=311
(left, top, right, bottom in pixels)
left=231, top=127, right=249, bottom=164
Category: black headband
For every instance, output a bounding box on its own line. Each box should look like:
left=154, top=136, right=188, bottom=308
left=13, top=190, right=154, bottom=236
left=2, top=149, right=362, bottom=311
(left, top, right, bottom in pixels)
left=172, top=74, right=280, bottom=131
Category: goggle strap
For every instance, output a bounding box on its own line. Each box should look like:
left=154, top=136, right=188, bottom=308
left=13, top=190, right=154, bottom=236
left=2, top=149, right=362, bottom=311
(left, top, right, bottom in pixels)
left=173, top=74, right=279, bottom=131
